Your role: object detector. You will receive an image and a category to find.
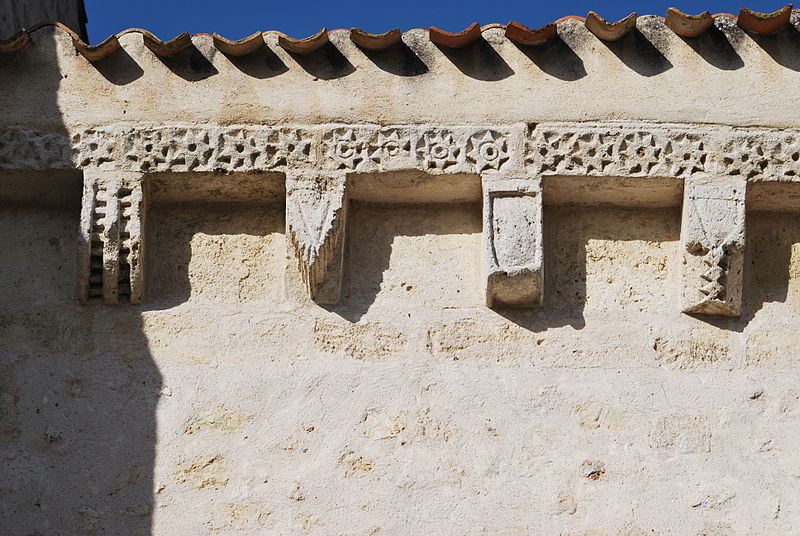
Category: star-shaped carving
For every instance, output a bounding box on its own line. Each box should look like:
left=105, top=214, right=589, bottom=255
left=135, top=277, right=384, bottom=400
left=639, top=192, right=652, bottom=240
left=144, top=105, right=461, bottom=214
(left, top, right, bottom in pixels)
left=418, top=131, right=459, bottom=170
left=325, top=129, right=364, bottom=170
left=369, top=130, right=411, bottom=164
left=466, top=130, right=509, bottom=172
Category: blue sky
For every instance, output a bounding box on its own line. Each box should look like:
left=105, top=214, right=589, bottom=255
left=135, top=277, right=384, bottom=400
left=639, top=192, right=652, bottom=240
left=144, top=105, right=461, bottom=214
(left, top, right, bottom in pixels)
left=85, top=0, right=790, bottom=43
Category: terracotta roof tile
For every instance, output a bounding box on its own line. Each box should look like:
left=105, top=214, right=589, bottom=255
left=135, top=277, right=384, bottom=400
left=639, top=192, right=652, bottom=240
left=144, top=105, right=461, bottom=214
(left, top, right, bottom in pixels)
left=121, top=29, right=192, bottom=57
left=505, top=21, right=557, bottom=46
left=36, top=22, right=120, bottom=61
left=585, top=11, right=638, bottom=41
left=737, top=4, right=793, bottom=34
left=665, top=8, right=714, bottom=38
left=0, top=29, right=31, bottom=53
left=277, top=28, right=328, bottom=54
left=212, top=32, right=264, bottom=56
left=4, top=7, right=800, bottom=62
left=429, top=22, right=481, bottom=48
left=349, top=28, right=402, bottom=50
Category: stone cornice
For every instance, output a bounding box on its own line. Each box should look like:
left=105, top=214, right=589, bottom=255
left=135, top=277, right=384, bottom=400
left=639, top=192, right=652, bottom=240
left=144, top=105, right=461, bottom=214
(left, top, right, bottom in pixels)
left=3, top=120, right=784, bottom=315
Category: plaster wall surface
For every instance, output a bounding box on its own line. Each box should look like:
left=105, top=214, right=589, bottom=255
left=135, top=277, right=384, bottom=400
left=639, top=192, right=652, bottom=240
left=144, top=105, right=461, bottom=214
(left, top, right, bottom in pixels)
left=1, top=19, right=800, bottom=536
left=0, top=0, right=85, bottom=39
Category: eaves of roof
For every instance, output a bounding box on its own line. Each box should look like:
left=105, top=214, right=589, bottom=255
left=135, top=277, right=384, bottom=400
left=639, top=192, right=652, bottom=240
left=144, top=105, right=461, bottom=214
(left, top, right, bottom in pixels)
left=0, top=5, right=796, bottom=62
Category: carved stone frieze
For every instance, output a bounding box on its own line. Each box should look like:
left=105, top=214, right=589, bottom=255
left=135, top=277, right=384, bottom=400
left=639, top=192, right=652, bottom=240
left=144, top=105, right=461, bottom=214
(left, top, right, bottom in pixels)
left=467, top=130, right=510, bottom=172
left=0, top=126, right=71, bottom=169
left=4, top=122, right=800, bottom=182
left=680, top=176, right=746, bottom=316
left=0, top=121, right=795, bottom=314
left=720, top=130, right=800, bottom=181
left=78, top=170, right=146, bottom=305
left=525, top=124, right=708, bottom=178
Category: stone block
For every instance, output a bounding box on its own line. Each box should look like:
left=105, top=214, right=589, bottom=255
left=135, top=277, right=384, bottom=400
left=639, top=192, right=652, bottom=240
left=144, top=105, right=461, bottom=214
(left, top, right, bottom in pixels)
left=482, top=173, right=543, bottom=307
left=78, top=169, right=146, bottom=304
left=680, top=176, right=746, bottom=316
left=285, top=170, right=348, bottom=304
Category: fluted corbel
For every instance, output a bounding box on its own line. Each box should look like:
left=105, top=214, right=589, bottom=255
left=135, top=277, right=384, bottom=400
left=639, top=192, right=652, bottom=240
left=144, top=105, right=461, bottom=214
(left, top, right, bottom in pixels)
left=285, top=169, right=348, bottom=305
left=680, top=176, right=746, bottom=316
left=78, top=170, right=146, bottom=304
left=482, top=172, right=543, bottom=308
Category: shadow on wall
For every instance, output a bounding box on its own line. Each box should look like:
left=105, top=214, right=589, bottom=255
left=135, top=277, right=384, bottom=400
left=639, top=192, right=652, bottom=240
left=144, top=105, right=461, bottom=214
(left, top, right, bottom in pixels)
left=695, top=210, right=800, bottom=333
left=0, top=29, right=161, bottom=536
left=328, top=201, right=483, bottom=323
left=72, top=17, right=800, bottom=85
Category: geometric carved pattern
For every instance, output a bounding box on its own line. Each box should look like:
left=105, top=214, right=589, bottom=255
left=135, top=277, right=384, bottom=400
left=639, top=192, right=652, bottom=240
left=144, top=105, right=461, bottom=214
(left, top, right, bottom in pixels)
left=285, top=170, right=348, bottom=305
left=78, top=170, right=146, bottom=305
left=0, top=122, right=798, bottom=183
left=525, top=124, right=708, bottom=178
left=680, top=176, right=746, bottom=316
left=720, top=130, right=800, bottom=180
left=3, top=121, right=799, bottom=313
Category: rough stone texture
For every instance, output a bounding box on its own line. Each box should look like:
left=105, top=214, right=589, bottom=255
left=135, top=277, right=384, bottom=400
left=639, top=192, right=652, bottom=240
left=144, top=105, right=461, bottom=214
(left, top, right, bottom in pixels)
left=2, top=20, right=800, bottom=536
left=681, top=176, right=746, bottom=316
left=0, top=0, right=85, bottom=39
left=78, top=169, right=145, bottom=304
left=482, top=173, right=543, bottom=307
left=286, top=169, right=348, bottom=304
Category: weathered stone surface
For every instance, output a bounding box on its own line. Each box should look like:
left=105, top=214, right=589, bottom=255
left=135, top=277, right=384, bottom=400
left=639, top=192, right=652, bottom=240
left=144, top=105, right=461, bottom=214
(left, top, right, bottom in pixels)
left=681, top=176, right=746, bottom=316
left=5, top=20, right=800, bottom=536
left=78, top=169, right=146, bottom=304
left=482, top=173, right=543, bottom=307
left=285, top=170, right=348, bottom=304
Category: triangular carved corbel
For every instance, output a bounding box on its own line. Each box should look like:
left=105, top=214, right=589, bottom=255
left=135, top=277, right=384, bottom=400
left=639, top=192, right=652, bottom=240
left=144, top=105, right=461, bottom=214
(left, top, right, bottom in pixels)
left=286, top=169, right=348, bottom=304
left=680, top=176, right=746, bottom=316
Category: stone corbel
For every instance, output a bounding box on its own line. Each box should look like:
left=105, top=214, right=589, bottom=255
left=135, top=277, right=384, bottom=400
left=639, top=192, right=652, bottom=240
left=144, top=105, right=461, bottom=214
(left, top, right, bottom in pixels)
left=680, top=176, right=746, bottom=316
left=482, top=173, right=544, bottom=308
left=285, top=169, right=348, bottom=305
left=78, top=170, right=146, bottom=304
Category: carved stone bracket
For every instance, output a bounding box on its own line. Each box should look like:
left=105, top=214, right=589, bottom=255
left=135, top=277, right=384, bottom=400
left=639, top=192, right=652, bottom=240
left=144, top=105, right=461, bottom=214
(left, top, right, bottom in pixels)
left=78, top=170, right=146, bottom=304
left=285, top=170, right=348, bottom=305
left=680, top=176, right=746, bottom=316
left=0, top=121, right=792, bottom=312
left=482, top=173, right=543, bottom=308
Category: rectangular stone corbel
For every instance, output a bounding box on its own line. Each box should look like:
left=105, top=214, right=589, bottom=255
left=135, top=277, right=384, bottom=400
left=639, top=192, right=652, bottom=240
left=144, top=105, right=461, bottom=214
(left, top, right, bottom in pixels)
left=286, top=170, right=348, bottom=305
left=482, top=173, right=543, bottom=308
left=78, top=170, right=146, bottom=304
left=680, top=176, right=746, bottom=316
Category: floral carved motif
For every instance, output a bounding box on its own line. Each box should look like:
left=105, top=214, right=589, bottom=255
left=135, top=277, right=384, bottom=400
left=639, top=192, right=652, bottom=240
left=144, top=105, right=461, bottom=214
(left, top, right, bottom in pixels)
left=368, top=129, right=412, bottom=165
left=416, top=130, right=461, bottom=170
left=467, top=130, right=509, bottom=172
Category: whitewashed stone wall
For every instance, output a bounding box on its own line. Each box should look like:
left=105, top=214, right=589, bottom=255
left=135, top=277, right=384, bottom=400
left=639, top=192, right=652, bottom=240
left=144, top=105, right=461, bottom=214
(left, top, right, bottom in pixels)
left=2, top=22, right=800, bottom=536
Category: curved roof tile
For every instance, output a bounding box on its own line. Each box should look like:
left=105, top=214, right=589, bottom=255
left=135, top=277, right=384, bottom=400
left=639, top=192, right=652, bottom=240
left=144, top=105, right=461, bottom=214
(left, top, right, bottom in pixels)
left=277, top=28, right=329, bottom=54
left=350, top=28, right=402, bottom=50
left=429, top=22, right=481, bottom=48
left=665, top=8, right=715, bottom=38
left=737, top=5, right=793, bottom=34
left=4, top=8, right=800, bottom=62
left=585, top=11, right=638, bottom=41
left=212, top=32, right=264, bottom=56
left=505, top=21, right=557, bottom=46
